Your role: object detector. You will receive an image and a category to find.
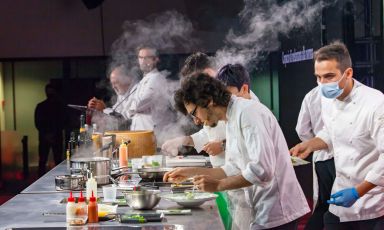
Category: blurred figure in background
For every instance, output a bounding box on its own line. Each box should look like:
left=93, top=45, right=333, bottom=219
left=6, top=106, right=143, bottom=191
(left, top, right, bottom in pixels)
left=128, top=46, right=176, bottom=145
left=88, top=64, right=140, bottom=131
left=35, top=83, right=65, bottom=176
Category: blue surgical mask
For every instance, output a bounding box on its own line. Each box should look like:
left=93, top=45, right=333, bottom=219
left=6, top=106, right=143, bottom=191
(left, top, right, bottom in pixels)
left=318, top=72, right=346, bottom=99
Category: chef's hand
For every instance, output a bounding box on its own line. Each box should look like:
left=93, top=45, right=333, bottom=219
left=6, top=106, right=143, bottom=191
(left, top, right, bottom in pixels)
left=202, top=141, right=223, bottom=156
left=161, top=136, right=186, bottom=156
left=163, top=167, right=194, bottom=183
left=289, top=142, right=312, bottom=159
left=193, top=175, right=220, bottom=192
left=88, top=97, right=106, bottom=111
left=327, top=187, right=360, bottom=207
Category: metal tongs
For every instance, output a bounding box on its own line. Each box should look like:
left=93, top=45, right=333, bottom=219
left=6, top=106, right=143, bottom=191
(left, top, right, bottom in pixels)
left=67, top=104, right=88, bottom=111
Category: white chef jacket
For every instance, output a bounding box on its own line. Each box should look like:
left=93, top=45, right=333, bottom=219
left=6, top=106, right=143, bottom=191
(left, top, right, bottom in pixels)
left=222, top=96, right=310, bottom=229
left=296, top=86, right=334, bottom=208
left=104, top=84, right=138, bottom=120
left=191, top=92, right=260, bottom=168
left=128, top=69, right=169, bottom=131
left=317, top=79, right=384, bottom=222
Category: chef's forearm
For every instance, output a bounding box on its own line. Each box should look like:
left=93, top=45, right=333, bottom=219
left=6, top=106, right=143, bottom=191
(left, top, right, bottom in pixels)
left=184, top=136, right=194, bottom=146
left=217, top=175, right=252, bottom=191
left=193, top=167, right=227, bottom=180
left=308, top=137, right=329, bottom=152
left=356, top=181, right=376, bottom=197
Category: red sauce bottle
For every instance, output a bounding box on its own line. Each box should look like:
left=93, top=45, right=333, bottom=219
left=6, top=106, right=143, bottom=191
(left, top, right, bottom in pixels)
left=88, top=190, right=98, bottom=223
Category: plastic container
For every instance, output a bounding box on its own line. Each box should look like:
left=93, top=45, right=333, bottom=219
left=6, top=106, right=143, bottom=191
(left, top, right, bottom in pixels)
left=88, top=190, right=98, bottom=223
left=86, top=175, right=98, bottom=201
left=66, top=192, right=76, bottom=224
left=102, top=185, right=117, bottom=202
left=76, top=191, right=88, bottom=224
left=66, top=192, right=86, bottom=225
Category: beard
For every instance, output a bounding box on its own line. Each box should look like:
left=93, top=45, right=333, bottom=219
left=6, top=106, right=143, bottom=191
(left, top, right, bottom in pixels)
left=140, top=63, right=154, bottom=74
left=205, top=108, right=218, bottom=127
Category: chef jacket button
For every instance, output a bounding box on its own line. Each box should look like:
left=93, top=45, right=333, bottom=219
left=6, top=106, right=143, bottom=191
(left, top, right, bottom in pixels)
left=350, top=122, right=352, bottom=125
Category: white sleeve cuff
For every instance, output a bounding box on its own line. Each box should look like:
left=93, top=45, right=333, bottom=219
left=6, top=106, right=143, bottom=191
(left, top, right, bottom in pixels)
left=221, top=163, right=240, bottom=177
left=191, top=129, right=208, bottom=152
left=316, top=129, right=332, bottom=148
left=241, top=164, right=269, bottom=187
left=366, top=171, right=384, bottom=187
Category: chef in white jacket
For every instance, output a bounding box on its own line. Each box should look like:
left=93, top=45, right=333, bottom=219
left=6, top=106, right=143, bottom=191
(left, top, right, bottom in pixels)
left=128, top=46, right=174, bottom=135
left=164, top=73, right=310, bottom=229
left=291, top=41, right=384, bottom=229
left=295, top=86, right=335, bottom=230
left=88, top=64, right=139, bottom=130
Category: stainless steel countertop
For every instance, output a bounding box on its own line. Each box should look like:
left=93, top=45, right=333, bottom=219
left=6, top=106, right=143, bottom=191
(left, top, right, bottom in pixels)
left=0, top=193, right=223, bottom=229
left=21, top=161, right=79, bottom=194
left=2, top=160, right=224, bottom=229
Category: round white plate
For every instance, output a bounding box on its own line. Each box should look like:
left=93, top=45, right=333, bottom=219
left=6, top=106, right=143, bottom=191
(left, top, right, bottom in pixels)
left=161, top=192, right=218, bottom=207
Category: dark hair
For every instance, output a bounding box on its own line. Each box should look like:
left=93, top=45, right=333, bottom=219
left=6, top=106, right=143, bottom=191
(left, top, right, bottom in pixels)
left=174, top=73, right=231, bottom=115
left=216, top=64, right=250, bottom=92
left=136, top=45, right=159, bottom=57
left=107, top=64, right=141, bottom=81
left=314, top=41, right=352, bottom=72
left=45, top=83, right=57, bottom=93
left=180, top=52, right=212, bottom=77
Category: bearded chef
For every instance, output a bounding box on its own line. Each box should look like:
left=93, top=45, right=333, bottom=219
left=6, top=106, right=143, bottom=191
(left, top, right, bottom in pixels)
left=164, top=73, right=309, bottom=229
left=127, top=45, right=174, bottom=136
left=291, top=41, right=384, bottom=229
left=87, top=64, right=139, bottom=130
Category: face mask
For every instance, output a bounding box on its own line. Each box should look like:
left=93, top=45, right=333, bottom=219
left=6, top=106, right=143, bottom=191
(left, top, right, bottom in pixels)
left=318, top=72, right=346, bottom=99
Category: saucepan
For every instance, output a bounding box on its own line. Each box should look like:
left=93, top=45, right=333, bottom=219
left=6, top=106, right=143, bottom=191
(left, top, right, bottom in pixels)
left=112, top=167, right=173, bottom=181
left=71, top=156, right=111, bottom=185
left=55, top=174, right=86, bottom=191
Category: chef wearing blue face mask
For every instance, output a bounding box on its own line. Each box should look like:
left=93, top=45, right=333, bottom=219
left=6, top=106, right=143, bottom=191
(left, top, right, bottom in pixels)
left=318, top=71, right=346, bottom=99
left=291, top=41, right=384, bottom=229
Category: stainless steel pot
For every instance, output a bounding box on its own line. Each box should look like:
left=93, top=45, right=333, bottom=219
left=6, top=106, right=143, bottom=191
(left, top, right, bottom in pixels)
left=55, top=175, right=86, bottom=191
left=71, top=157, right=111, bottom=185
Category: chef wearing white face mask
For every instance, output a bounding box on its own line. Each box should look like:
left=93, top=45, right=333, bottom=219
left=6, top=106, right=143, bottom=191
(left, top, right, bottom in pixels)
left=291, top=41, right=384, bottom=229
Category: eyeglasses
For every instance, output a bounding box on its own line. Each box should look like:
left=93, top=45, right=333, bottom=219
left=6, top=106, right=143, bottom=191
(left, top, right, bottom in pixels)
left=189, top=105, right=198, bottom=119
left=138, top=56, right=155, bottom=60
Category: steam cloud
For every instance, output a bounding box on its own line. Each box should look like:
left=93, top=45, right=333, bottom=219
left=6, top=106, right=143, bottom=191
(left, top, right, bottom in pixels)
left=110, top=10, right=198, bottom=68
left=106, top=11, right=199, bottom=144
left=214, top=0, right=325, bottom=70
left=96, top=1, right=333, bottom=144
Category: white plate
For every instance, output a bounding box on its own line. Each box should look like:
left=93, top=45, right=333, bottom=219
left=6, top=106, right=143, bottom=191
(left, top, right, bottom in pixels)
left=161, top=192, right=218, bottom=207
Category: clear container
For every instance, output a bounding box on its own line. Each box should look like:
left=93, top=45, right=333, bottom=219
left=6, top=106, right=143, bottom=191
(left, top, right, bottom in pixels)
left=102, top=185, right=117, bottom=202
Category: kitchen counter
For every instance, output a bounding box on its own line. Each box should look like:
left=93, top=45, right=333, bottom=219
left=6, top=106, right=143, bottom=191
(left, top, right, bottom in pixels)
left=2, top=160, right=225, bottom=229
left=21, top=161, right=73, bottom=194
left=0, top=193, right=223, bottom=229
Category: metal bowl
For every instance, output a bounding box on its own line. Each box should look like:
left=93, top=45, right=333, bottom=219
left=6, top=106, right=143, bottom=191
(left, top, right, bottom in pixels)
left=123, top=190, right=161, bottom=210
